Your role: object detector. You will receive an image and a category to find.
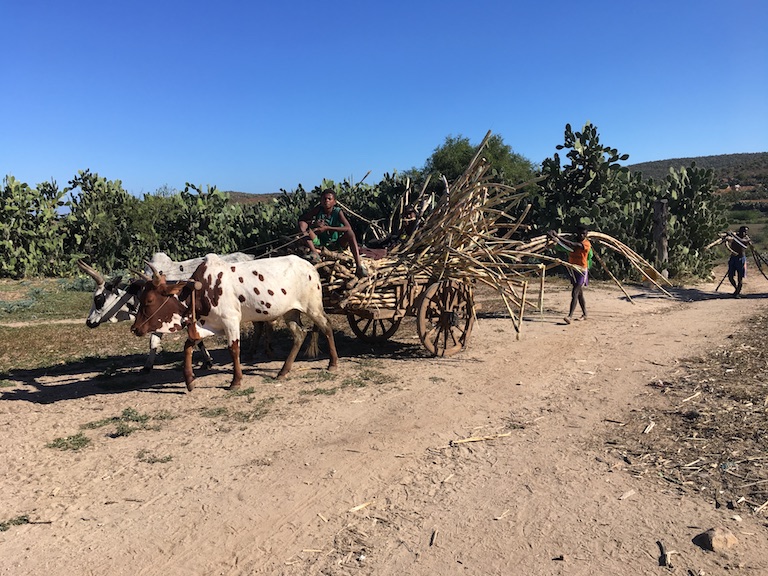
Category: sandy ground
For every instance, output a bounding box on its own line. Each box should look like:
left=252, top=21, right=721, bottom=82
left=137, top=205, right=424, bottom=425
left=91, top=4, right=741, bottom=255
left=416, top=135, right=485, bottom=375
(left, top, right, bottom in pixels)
left=1, top=274, right=767, bottom=576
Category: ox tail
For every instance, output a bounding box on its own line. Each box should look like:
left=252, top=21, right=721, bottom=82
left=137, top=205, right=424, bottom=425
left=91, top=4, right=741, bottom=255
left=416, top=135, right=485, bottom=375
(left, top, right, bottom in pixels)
left=306, top=326, right=320, bottom=358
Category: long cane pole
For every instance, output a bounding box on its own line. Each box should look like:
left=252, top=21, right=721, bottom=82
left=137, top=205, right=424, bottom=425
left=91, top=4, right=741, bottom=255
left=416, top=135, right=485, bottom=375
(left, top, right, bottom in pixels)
left=715, top=268, right=729, bottom=292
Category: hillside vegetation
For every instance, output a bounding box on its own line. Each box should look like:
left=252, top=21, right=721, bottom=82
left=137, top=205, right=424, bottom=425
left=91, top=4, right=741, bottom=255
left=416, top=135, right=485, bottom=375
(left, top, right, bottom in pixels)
left=227, top=152, right=768, bottom=205
left=2, top=124, right=761, bottom=280
left=628, top=152, right=768, bottom=192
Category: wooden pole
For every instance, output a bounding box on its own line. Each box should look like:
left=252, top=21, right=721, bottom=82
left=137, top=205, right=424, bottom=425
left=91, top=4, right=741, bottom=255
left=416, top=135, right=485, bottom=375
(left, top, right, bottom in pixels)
left=653, top=199, right=669, bottom=279
left=592, top=248, right=635, bottom=303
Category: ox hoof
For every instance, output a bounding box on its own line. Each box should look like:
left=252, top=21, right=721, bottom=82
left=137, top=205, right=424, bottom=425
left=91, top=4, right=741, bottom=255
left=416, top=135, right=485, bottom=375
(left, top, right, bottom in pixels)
left=200, top=361, right=213, bottom=370
left=327, top=362, right=339, bottom=372
left=142, top=366, right=152, bottom=373
left=185, top=380, right=196, bottom=392
left=227, top=381, right=242, bottom=391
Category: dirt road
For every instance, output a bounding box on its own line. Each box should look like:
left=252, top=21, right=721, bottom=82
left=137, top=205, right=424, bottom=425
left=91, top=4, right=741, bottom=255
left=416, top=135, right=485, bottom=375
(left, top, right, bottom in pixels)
left=1, top=277, right=767, bottom=575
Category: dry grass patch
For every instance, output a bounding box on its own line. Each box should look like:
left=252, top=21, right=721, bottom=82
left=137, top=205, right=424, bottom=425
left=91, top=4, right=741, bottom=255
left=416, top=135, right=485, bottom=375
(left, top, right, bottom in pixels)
left=611, top=312, right=768, bottom=514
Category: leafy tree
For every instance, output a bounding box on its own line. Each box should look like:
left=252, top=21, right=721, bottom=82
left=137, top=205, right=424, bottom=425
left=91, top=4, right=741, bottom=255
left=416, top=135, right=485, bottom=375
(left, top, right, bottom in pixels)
left=63, top=170, right=140, bottom=272
left=0, top=176, right=67, bottom=277
left=238, top=184, right=314, bottom=256
left=422, top=133, right=536, bottom=190
left=424, top=135, right=477, bottom=185
left=532, top=122, right=630, bottom=233
left=481, top=134, right=538, bottom=185
left=534, top=123, right=727, bottom=279
left=151, top=184, right=244, bottom=260
left=662, top=164, right=728, bottom=278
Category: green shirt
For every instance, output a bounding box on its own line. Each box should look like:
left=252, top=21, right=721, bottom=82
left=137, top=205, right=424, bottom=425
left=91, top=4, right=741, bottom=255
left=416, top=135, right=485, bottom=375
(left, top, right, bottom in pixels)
left=314, top=206, right=343, bottom=247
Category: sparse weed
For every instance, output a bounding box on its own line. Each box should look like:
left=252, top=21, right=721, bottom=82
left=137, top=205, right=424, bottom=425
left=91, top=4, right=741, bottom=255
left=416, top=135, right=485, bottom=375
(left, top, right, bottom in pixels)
left=0, top=380, right=14, bottom=388
left=60, top=276, right=94, bottom=292
left=358, top=368, right=395, bottom=385
left=300, top=370, right=336, bottom=382
left=82, top=407, right=155, bottom=438
left=137, top=449, right=172, bottom=464
left=227, top=386, right=256, bottom=397
left=200, top=406, right=228, bottom=418
left=0, top=515, right=30, bottom=532
left=201, top=397, right=275, bottom=423
left=120, top=407, right=150, bottom=423
left=152, top=410, right=175, bottom=421
left=340, top=368, right=393, bottom=389
left=341, top=377, right=366, bottom=389
left=112, top=421, right=139, bottom=437
left=47, top=432, right=91, bottom=451
left=301, top=387, right=338, bottom=396
left=0, top=299, right=35, bottom=313
left=429, top=376, right=446, bottom=383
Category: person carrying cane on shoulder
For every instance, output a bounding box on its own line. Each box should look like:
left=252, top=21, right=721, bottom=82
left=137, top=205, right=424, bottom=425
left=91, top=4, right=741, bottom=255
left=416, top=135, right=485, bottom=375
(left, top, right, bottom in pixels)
left=726, top=225, right=751, bottom=297
left=548, top=225, right=591, bottom=325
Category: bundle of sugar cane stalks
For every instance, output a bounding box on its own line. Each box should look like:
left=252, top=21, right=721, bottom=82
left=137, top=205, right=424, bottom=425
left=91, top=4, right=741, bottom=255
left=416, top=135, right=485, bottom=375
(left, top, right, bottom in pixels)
left=316, top=130, right=672, bottom=339
left=512, top=231, right=674, bottom=302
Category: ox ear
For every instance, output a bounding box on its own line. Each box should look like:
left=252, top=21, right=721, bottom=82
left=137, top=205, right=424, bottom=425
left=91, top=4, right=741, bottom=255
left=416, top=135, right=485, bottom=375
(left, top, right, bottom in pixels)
left=158, top=282, right=190, bottom=297
left=105, top=275, right=123, bottom=292
left=175, top=280, right=202, bottom=301
left=126, top=279, right=147, bottom=295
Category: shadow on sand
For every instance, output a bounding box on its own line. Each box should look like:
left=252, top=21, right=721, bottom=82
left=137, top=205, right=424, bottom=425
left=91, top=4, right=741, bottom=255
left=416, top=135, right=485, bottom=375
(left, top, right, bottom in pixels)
left=0, top=330, right=428, bottom=405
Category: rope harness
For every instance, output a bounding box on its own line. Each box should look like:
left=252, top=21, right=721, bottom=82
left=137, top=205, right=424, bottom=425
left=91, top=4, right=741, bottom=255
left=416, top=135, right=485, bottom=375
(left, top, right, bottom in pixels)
left=132, top=293, right=178, bottom=334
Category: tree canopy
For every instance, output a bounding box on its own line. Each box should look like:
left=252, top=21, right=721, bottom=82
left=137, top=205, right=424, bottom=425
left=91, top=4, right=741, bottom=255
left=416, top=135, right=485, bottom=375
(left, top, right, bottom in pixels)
left=421, top=133, right=537, bottom=190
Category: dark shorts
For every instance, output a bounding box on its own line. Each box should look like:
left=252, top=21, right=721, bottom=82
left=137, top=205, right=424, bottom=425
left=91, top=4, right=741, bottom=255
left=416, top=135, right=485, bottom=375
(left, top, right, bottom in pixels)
left=569, top=268, right=588, bottom=287
left=728, top=255, right=747, bottom=278
left=318, top=231, right=343, bottom=249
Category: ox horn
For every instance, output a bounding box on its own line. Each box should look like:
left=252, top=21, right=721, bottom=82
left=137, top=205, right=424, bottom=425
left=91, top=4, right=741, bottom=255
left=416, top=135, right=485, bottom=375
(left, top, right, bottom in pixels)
left=130, top=268, right=152, bottom=282
left=145, top=260, right=165, bottom=286
left=77, top=259, right=105, bottom=286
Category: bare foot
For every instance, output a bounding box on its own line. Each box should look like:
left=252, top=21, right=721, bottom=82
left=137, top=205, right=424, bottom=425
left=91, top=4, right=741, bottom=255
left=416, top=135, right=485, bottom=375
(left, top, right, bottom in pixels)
left=563, top=317, right=572, bottom=325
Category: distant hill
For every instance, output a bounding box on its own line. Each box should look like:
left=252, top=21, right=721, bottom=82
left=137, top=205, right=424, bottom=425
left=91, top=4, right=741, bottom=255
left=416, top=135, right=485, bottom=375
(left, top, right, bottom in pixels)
left=224, top=191, right=282, bottom=205
left=224, top=152, right=768, bottom=204
left=628, top=152, right=768, bottom=190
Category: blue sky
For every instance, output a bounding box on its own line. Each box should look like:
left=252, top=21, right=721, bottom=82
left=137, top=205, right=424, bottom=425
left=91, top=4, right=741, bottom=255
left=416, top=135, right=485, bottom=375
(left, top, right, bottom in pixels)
left=2, top=0, right=766, bottom=196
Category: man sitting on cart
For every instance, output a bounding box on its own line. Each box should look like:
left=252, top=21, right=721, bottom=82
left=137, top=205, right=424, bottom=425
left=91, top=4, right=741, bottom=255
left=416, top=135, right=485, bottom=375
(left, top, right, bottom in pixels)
left=298, top=189, right=369, bottom=278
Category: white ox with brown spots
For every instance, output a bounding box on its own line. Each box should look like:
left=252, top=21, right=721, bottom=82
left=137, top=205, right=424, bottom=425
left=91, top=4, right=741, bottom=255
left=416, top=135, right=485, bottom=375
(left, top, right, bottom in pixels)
left=78, top=252, right=256, bottom=371
left=130, top=253, right=338, bottom=391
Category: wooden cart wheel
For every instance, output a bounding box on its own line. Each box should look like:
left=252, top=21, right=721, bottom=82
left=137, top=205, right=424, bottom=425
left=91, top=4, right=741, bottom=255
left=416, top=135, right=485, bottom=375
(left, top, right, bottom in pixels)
left=347, top=312, right=402, bottom=343
left=416, top=280, right=475, bottom=357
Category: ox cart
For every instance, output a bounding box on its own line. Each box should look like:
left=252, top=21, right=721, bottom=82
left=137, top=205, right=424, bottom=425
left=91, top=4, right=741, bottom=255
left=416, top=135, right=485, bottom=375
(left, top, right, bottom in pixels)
left=318, top=256, right=480, bottom=357
left=308, top=131, right=535, bottom=357
left=305, top=129, right=672, bottom=358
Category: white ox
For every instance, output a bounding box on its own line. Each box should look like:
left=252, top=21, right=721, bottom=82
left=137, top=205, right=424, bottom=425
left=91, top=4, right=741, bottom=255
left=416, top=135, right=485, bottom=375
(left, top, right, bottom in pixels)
left=78, top=252, right=256, bottom=371
left=130, top=253, right=338, bottom=391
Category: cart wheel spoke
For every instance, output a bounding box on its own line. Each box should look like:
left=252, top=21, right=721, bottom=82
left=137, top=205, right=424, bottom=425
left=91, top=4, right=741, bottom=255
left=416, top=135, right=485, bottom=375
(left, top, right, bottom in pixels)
left=417, top=280, right=475, bottom=357
left=347, top=312, right=401, bottom=343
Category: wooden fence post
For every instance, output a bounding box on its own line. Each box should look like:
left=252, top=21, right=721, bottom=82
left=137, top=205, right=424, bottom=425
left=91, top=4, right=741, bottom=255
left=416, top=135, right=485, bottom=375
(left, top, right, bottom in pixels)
left=653, top=199, right=669, bottom=279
